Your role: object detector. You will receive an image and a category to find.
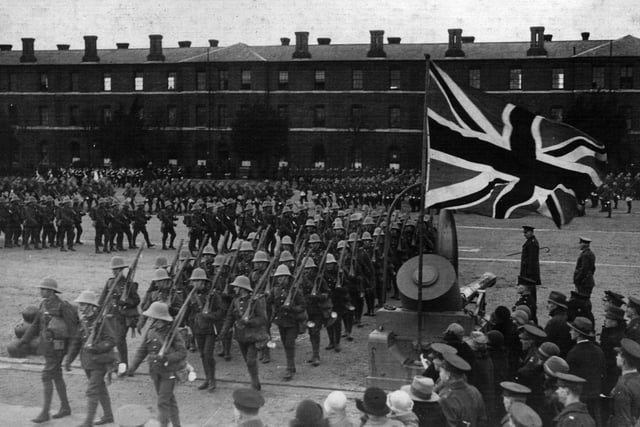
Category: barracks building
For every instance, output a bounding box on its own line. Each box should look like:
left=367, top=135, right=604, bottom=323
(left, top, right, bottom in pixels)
left=1, top=27, right=639, bottom=175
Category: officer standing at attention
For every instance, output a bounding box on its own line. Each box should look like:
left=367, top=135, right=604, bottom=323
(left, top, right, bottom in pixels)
left=520, top=225, right=540, bottom=323
left=573, top=236, right=596, bottom=299
left=20, top=278, right=78, bottom=423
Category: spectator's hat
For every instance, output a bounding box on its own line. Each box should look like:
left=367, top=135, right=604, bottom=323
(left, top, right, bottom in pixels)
left=578, top=236, right=591, bottom=244
left=142, top=302, right=173, bottom=322
left=500, top=381, right=531, bottom=398
left=37, top=277, right=61, bottom=293
left=356, top=387, right=390, bottom=417
left=442, top=352, right=471, bottom=373
left=567, top=316, right=594, bottom=337
left=293, top=400, right=324, bottom=426
left=554, top=372, right=586, bottom=387
left=543, top=355, right=570, bottom=377
left=515, top=305, right=532, bottom=318
left=617, top=338, right=640, bottom=360
left=230, top=275, right=252, bottom=292
left=521, top=225, right=535, bottom=232
left=547, top=291, right=568, bottom=309
left=387, top=390, right=415, bottom=413
left=604, top=305, right=625, bottom=321
left=509, top=402, right=542, bottom=427
left=512, top=310, right=530, bottom=326
left=401, top=376, right=439, bottom=402
left=518, top=324, right=547, bottom=341
left=74, top=290, right=99, bottom=307
left=538, top=342, right=560, bottom=359
left=323, top=391, right=347, bottom=414
left=113, top=404, right=152, bottom=427
left=603, top=290, right=625, bottom=307
left=232, top=388, right=265, bottom=412
left=487, top=330, right=505, bottom=348
left=443, top=323, right=465, bottom=339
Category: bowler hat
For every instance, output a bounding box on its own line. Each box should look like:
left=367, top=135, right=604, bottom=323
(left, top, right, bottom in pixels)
left=543, top=355, right=569, bottom=377
left=37, top=277, right=61, bottom=293
left=547, top=291, right=568, bottom=309
left=356, top=387, right=390, bottom=417
left=401, top=376, right=439, bottom=402
left=567, top=316, right=594, bottom=337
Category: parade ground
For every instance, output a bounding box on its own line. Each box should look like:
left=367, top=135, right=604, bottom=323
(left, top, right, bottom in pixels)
left=0, top=203, right=638, bottom=426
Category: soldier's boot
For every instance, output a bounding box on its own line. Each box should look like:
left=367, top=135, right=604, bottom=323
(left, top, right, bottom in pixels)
left=32, top=380, right=53, bottom=423
left=95, top=247, right=101, bottom=254
left=34, top=242, right=41, bottom=250
left=60, top=246, right=67, bottom=252
left=169, top=237, right=176, bottom=249
left=77, top=396, right=98, bottom=427
left=283, top=347, right=295, bottom=381
left=198, top=363, right=210, bottom=390
left=222, top=335, right=232, bottom=360
left=52, top=377, right=71, bottom=419
left=248, top=364, right=261, bottom=391
left=162, top=236, right=168, bottom=250
left=261, top=347, right=271, bottom=364
left=309, top=334, right=321, bottom=366
left=207, top=363, right=217, bottom=392
left=94, top=393, right=114, bottom=425
left=68, top=245, right=76, bottom=251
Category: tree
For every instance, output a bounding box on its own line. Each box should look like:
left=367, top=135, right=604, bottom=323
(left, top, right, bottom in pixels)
left=94, top=99, right=147, bottom=166
left=565, top=92, right=628, bottom=169
left=231, top=104, right=289, bottom=177
left=0, top=111, right=19, bottom=174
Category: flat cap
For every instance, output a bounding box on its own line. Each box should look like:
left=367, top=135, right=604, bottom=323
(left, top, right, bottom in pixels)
left=443, top=352, right=471, bottom=372
left=232, top=388, right=265, bottom=410
left=618, top=338, right=640, bottom=360
left=500, top=381, right=531, bottom=397
left=519, top=324, right=547, bottom=340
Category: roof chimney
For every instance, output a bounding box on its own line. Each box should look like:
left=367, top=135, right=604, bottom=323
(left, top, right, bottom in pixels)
left=293, top=32, right=311, bottom=59
left=461, top=36, right=475, bottom=43
left=445, top=29, right=465, bottom=57
left=82, top=35, right=99, bottom=62
left=0, top=44, right=12, bottom=51
left=367, top=30, right=386, bottom=57
left=581, top=32, right=590, bottom=41
left=208, top=39, right=219, bottom=47
left=317, top=37, right=331, bottom=45
left=147, top=34, right=165, bottom=61
left=20, top=38, right=36, bottom=63
left=387, top=37, right=401, bottom=44
left=178, top=40, right=191, bottom=48
left=280, top=37, right=290, bottom=46
left=527, top=26, right=547, bottom=56
left=57, top=44, right=70, bottom=51
left=116, top=43, right=129, bottom=49
left=544, top=34, right=553, bottom=42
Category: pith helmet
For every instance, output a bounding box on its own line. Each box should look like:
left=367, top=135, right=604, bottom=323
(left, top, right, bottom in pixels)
left=247, top=232, right=257, bottom=241
left=189, top=268, right=209, bottom=281
left=110, top=256, right=127, bottom=270
left=281, top=235, right=293, bottom=245
left=304, top=219, right=316, bottom=227
left=142, top=301, right=173, bottom=322
left=336, top=240, right=346, bottom=250
left=325, top=253, right=337, bottom=264
left=203, top=245, right=216, bottom=256
left=361, top=231, right=373, bottom=241
left=153, top=269, right=170, bottom=282
left=274, top=264, right=292, bottom=277
left=213, top=254, right=226, bottom=267
left=231, top=275, right=252, bottom=292
left=252, top=251, right=269, bottom=263
left=347, top=232, right=357, bottom=243
left=363, top=216, right=375, bottom=226
left=304, top=257, right=317, bottom=269
left=37, top=277, right=61, bottom=293
left=230, top=240, right=242, bottom=251
left=179, top=249, right=193, bottom=261
left=279, top=250, right=294, bottom=263
left=154, top=256, right=169, bottom=269
left=74, top=290, right=99, bottom=306
left=308, top=233, right=322, bottom=244
left=240, top=241, right=254, bottom=252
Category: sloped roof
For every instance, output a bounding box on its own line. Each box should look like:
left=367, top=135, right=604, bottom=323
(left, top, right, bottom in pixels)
left=1, top=35, right=639, bottom=66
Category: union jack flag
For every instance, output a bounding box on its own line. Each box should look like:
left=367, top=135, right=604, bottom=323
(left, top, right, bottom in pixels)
left=425, top=62, right=607, bottom=227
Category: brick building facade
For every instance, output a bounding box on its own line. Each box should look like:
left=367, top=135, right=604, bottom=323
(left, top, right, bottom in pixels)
left=1, top=27, right=639, bottom=175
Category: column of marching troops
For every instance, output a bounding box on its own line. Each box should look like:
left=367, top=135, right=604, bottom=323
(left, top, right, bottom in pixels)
left=18, top=199, right=437, bottom=427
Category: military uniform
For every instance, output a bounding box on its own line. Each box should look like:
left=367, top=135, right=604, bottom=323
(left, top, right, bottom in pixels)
left=439, top=378, right=488, bottom=427
left=23, top=198, right=41, bottom=249
left=608, top=370, right=640, bottom=427
left=574, top=244, right=596, bottom=297
left=269, top=278, right=306, bottom=380
left=158, top=205, right=177, bottom=250
left=132, top=205, right=154, bottom=248
left=554, top=402, right=595, bottom=427
left=56, top=200, right=76, bottom=251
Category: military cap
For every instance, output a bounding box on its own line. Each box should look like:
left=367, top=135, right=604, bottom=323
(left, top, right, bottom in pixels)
left=230, top=275, right=252, bottom=292
left=547, top=291, right=568, bottom=309
left=521, top=225, right=535, bottom=232
left=37, top=277, right=61, bottom=293
left=578, top=236, right=591, bottom=244
left=538, top=342, right=560, bottom=359
left=567, top=316, right=594, bottom=337
left=518, top=324, right=547, bottom=340
left=543, top=355, right=569, bottom=377
left=442, top=352, right=471, bottom=372
left=627, top=295, right=640, bottom=311
left=554, top=372, right=586, bottom=386
left=512, top=310, right=530, bottom=326
left=603, top=290, right=625, bottom=307
left=500, top=381, right=531, bottom=398
left=188, top=268, right=209, bottom=281
left=428, top=342, right=457, bottom=356
left=232, top=388, right=265, bottom=411
left=509, top=402, right=542, bottom=427
left=617, top=338, right=640, bottom=360
left=604, top=305, right=625, bottom=321
left=113, top=404, right=152, bottom=427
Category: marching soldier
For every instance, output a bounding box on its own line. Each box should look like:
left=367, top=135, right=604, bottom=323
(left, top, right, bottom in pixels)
left=236, top=240, right=255, bottom=277
left=20, top=278, right=78, bottom=423
left=323, top=252, right=349, bottom=352
left=56, top=197, right=76, bottom=252
left=126, top=302, right=188, bottom=427
left=73, top=196, right=86, bottom=246
left=249, top=250, right=270, bottom=289
left=40, top=196, right=56, bottom=248
left=65, top=290, right=117, bottom=426
left=23, top=196, right=41, bottom=250
left=220, top=275, right=269, bottom=390
left=132, top=202, right=155, bottom=249
left=187, top=204, right=205, bottom=254
left=138, top=269, right=183, bottom=333
left=6, top=195, right=23, bottom=248
left=360, top=231, right=377, bottom=316
left=158, top=201, right=178, bottom=250
left=300, top=257, right=332, bottom=366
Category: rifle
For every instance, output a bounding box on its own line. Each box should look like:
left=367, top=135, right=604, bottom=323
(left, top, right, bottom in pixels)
left=158, top=286, right=198, bottom=357
left=311, top=243, right=332, bottom=296
left=87, top=270, right=126, bottom=348
left=168, top=239, right=184, bottom=276
left=218, top=230, right=229, bottom=254
left=336, top=241, right=348, bottom=289
left=292, top=224, right=304, bottom=257
left=221, top=249, right=242, bottom=295
left=240, top=242, right=282, bottom=323
left=203, top=252, right=232, bottom=313
left=254, top=225, right=267, bottom=250
left=120, top=246, right=144, bottom=304
left=284, top=250, right=310, bottom=307
left=192, top=235, right=208, bottom=270
left=169, top=255, right=191, bottom=306
left=295, top=237, right=309, bottom=267
left=348, top=231, right=360, bottom=277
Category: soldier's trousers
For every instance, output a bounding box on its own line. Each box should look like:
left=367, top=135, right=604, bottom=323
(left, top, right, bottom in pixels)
left=41, top=346, right=69, bottom=412
left=84, top=368, right=112, bottom=419
left=150, top=372, right=180, bottom=427
left=42, top=225, right=56, bottom=246
left=95, top=225, right=110, bottom=251
left=6, top=225, right=21, bottom=246
left=162, top=226, right=176, bottom=248
left=326, top=313, right=342, bottom=347
left=123, top=227, right=133, bottom=248
left=113, top=315, right=129, bottom=366
left=133, top=225, right=152, bottom=247
left=349, top=289, right=364, bottom=324
left=75, top=223, right=82, bottom=243
left=23, top=226, right=40, bottom=247
left=57, top=224, right=74, bottom=249
left=195, top=334, right=216, bottom=382
left=238, top=341, right=260, bottom=388
left=278, top=326, right=298, bottom=371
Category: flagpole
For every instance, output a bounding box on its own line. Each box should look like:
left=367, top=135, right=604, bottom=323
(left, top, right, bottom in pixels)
left=417, top=54, right=431, bottom=351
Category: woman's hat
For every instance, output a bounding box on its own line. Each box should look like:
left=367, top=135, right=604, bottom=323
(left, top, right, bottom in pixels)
left=356, top=387, right=390, bottom=417
left=400, top=376, right=439, bottom=402
left=323, top=391, right=347, bottom=415
left=386, top=390, right=415, bottom=413
left=567, top=317, right=594, bottom=337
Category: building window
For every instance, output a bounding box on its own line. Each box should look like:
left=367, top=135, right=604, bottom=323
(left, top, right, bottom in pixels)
left=509, top=68, right=522, bottom=90
left=314, top=70, right=326, bottom=90
left=69, top=105, right=80, bottom=126
left=389, top=106, right=401, bottom=128
left=592, top=66, right=605, bottom=90
left=389, top=69, right=401, bottom=90
left=196, top=105, right=207, bottom=127
left=39, top=106, right=49, bottom=125
left=313, top=105, right=326, bottom=127
left=167, top=106, right=177, bottom=126
left=469, top=68, right=481, bottom=89
left=70, top=72, right=79, bottom=91
left=278, top=71, right=289, bottom=90
left=549, top=106, right=563, bottom=122
left=277, top=104, right=288, bottom=118
left=241, top=70, right=251, bottom=90
left=219, top=70, right=229, bottom=90
left=134, top=72, right=144, bottom=91
left=102, top=73, right=111, bottom=91
left=9, top=74, right=19, bottom=91
left=351, top=105, right=363, bottom=128
left=102, top=106, right=112, bottom=124
left=196, top=71, right=207, bottom=91
left=552, top=68, right=565, bottom=89
left=39, top=73, right=49, bottom=91
left=620, top=66, right=633, bottom=89
left=352, top=70, right=363, bottom=90
left=217, top=105, right=227, bottom=127
left=167, top=72, right=177, bottom=91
